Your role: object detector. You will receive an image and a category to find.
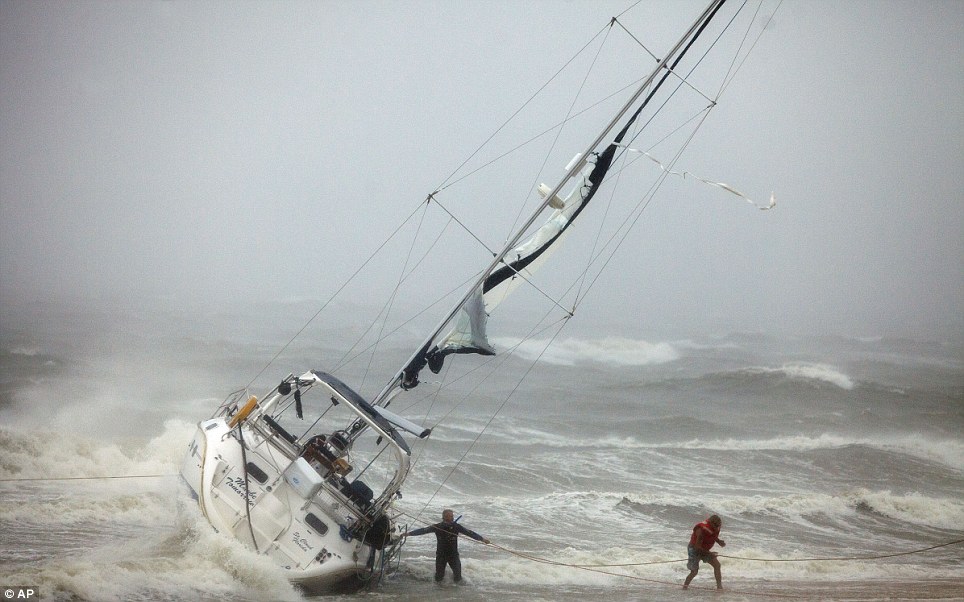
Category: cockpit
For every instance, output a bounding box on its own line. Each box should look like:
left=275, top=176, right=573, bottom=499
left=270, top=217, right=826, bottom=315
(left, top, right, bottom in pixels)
left=301, top=431, right=353, bottom=478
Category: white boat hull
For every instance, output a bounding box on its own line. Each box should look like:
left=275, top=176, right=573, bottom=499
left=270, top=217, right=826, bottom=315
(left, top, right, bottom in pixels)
left=179, top=417, right=397, bottom=592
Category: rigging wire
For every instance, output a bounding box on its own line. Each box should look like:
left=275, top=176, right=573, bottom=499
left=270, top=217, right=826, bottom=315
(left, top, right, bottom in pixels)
left=336, top=200, right=455, bottom=374
left=411, top=312, right=572, bottom=525
left=717, top=0, right=762, bottom=96
left=238, top=0, right=774, bottom=397
left=359, top=196, right=433, bottom=391
left=429, top=194, right=497, bottom=256
left=574, top=103, right=716, bottom=312
left=564, top=1, right=764, bottom=313
left=435, top=23, right=612, bottom=193
left=333, top=268, right=486, bottom=373
left=571, top=86, right=645, bottom=307
left=611, top=16, right=660, bottom=63
left=243, top=201, right=427, bottom=390
left=612, top=15, right=716, bottom=106
left=506, top=17, right=615, bottom=243
left=436, top=76, right=646, bottom=193
left=406, top=313, right=571, bottom=431
left=718, top=0, right=785, bottom=96
left=399, top=313, right=571, bottom=496
left=399, top=0, right=767, bottom=520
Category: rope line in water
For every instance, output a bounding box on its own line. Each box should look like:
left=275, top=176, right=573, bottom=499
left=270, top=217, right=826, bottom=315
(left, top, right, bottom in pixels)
left=399, top=511, right=799, bottom=599
left=483, top=540, right=803, bottom=599
left=8, top=475, right=960, bottom=599
left=399, top=509, right=963, bottom=567
left=481, top=538, right=964, bottom=599
left=558, top=538, right=964, bottom=567
left=721, top=538, right=964, bottom=563
left=9, top=475, right=960, bottom=566
left=399, top=510, right=963, bottom=599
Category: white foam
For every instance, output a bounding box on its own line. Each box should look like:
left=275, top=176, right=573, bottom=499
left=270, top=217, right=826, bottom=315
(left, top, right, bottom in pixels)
left=746, top=362, right=855, bottom=389
left=0, top=423, right=302, bottom=602
left=0, top=419, right=196, bottom=480
left=674, top=434, right=964, bottom=471
left=427, top=424, right=964, bottom=473
left=619, top=488, right=964, bottom=531
left=1, top=503, right=301, bottom=602
left=855, top=489, right=964, bottom=528
left=9, top=345, right=42, bottom=356
left=492, top=336, right=679, bottom=366
left=673, top=338, right=743, bottom=351
left=676, top=433, right=857, bottom=452
left=409, top=538, right=947, bottom=587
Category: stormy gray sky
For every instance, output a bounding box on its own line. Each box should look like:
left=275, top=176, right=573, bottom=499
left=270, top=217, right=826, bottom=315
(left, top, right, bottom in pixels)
left=1, top=0, right=962, bottom=340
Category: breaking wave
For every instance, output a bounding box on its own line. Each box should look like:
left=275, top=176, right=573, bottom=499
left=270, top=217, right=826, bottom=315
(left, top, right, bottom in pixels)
left=619, top=488, right=964, bottom=531
left=662, top=434, right=963, bottom=471
left=0, top=422, right=301, bottom=602
left=744, top=362, right=855, bottom=390
left=0, top=419, right=195, bottom=480
left=493, top=336, right=679, bottom=366
left=429, top=423, right=964, bottom=472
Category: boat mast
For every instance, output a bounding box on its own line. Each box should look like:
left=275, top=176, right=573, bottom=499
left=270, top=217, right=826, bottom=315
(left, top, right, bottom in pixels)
left=372, top=0, right=727, bottom=407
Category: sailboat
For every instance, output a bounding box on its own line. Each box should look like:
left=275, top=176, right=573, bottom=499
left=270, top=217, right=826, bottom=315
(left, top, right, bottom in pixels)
left=179, top=0, right=770, bottom=592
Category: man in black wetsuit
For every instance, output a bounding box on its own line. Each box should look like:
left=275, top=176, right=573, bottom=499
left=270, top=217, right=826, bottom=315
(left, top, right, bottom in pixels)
left=404, top=509, right=490, bottom=583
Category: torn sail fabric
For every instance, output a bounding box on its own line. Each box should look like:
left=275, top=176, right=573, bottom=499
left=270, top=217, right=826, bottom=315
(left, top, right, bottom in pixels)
left=426, top=287, right=495, bottom=373
left=401, top=149, right=618, bottom=388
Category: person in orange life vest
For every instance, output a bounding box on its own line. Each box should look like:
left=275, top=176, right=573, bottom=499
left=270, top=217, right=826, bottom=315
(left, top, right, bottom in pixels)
left=683, top=514, right=726, bottom=590
left=405, top=509, right=490, bottom=583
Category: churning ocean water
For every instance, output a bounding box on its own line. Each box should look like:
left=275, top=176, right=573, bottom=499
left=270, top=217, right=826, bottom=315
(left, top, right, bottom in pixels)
left=1, top=302, right=962, bottom=601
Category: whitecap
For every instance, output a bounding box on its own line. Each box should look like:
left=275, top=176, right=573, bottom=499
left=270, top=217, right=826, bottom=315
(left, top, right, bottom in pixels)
left=9, top=346, right=42, bottom=356
left=746, top=362, right=855, bottom=389
left=492, top=336, right=679, bottom=367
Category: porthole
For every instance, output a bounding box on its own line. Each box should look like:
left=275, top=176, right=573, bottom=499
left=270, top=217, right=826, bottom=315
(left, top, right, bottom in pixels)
left=305, top=513, right=329, bottom=535
left=245, top=462, right=268, bottom=484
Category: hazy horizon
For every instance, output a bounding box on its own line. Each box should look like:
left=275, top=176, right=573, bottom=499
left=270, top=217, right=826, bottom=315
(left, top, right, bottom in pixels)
left=2, top=0, right=962, bottom=342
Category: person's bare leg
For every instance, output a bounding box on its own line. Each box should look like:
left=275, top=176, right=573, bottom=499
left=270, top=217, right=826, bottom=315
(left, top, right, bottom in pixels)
left=709, top=557, right=722, bottom=589
left=683, top=568, right=698, bottom=589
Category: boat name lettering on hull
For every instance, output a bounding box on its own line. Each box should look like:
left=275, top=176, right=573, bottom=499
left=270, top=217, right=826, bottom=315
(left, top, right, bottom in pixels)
left=292, top=531, right=314, bottom=552
left=225, top=476, right=258, bottom=503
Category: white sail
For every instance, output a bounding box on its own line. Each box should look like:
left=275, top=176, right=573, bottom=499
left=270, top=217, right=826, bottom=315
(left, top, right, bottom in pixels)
left=431, top=164, right=592, bottom=366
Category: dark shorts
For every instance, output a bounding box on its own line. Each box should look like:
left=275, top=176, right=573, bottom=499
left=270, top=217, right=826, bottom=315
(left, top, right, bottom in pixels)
left=687, top=544, right=713, bottom=571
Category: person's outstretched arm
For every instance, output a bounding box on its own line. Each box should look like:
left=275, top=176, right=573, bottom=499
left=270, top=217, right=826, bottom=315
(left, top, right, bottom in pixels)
left=405, top=525, right=435, bottom=537
left=456, top=524, right=490, bottom=544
